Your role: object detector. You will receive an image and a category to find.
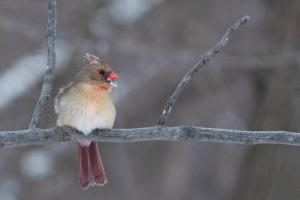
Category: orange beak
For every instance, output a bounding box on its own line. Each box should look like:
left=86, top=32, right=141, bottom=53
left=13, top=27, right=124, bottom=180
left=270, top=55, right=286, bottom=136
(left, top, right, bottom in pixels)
left=107, top=71, right=119, bottom=81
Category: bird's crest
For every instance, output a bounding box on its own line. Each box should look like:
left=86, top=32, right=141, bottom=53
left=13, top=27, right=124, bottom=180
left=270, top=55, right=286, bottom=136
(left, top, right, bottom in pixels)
left=83, top=53, right=103, bottom=64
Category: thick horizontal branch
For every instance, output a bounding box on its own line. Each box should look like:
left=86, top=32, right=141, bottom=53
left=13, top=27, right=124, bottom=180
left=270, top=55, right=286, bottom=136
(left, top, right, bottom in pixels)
left=0, top=126, right=300, bottom=148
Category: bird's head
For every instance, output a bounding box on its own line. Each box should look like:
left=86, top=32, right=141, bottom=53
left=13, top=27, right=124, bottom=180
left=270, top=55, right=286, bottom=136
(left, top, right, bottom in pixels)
left=76, top=59, right=119, bottom=91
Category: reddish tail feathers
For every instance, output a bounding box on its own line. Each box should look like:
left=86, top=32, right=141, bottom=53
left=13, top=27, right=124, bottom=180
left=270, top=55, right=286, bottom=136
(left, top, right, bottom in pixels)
left=77, top=141, right=107, bottom=190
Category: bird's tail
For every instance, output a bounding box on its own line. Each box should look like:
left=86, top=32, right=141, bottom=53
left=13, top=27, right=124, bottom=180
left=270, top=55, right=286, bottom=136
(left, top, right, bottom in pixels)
left=77, top=141, right=107, bottom=190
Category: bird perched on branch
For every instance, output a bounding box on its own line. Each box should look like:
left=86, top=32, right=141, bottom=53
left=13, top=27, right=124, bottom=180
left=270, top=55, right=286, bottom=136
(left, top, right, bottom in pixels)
left=55, top=53, right=119, bottom=189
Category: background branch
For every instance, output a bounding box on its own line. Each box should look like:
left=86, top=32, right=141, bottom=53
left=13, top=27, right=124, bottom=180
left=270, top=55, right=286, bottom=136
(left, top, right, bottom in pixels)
left=29, top=0, right=57, bottom=128
left=0, top=127, right=299, bottom=148
left=158, top=15, right=250, bottom=126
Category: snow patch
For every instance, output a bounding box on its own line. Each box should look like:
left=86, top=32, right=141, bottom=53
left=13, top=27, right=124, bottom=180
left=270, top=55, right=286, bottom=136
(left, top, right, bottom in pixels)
left=21, top=150, right=54, bottom=179
left=0, top=41, right=72, bottom=110
left=108, top=0, right=165, bottom=24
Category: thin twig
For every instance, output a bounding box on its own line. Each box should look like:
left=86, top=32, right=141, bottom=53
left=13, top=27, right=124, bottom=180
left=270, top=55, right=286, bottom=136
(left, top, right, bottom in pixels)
left=29, top=0, right=57, bottom=128
left=157, top=15, right=250, bottom=126
left=0, top=126, right=299, bottom=148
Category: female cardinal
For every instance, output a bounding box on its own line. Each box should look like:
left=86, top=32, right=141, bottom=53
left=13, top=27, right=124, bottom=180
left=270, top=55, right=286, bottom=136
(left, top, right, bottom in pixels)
left=55, top=54, right=119, bottom=189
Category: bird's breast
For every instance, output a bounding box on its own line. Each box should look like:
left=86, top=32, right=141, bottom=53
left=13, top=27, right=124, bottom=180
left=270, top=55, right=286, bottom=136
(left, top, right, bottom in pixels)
left=56, top=84, right=116, bottom=135
left=76, top=103, right=115, bottom=135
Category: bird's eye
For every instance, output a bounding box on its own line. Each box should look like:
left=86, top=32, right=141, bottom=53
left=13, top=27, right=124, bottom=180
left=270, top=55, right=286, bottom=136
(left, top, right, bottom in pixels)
left=98, top=70, right=106, bottom=76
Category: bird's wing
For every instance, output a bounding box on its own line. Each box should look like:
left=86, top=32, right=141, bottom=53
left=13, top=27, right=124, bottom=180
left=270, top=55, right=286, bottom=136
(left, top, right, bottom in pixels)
left=54, top=82, right=74, bottom=114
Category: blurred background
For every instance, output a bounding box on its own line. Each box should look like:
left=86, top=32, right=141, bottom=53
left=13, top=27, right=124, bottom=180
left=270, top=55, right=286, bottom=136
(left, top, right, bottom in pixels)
left=0, top=0, right=299, bottom=199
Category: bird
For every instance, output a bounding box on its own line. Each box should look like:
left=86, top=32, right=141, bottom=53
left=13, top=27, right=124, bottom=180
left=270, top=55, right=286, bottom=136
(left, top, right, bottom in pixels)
left=55, top=53, right=119, bottom=189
